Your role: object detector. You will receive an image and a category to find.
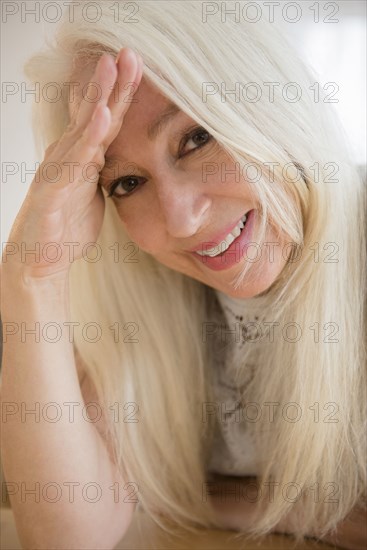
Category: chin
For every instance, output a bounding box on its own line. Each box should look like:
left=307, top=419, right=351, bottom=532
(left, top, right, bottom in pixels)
left=217, top=260, right=287, bottom=299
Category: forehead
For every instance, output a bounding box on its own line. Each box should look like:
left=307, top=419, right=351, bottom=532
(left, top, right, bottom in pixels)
left=109, top=77, right=184, bottom=163
left=119, top=77, right=173, bottom=132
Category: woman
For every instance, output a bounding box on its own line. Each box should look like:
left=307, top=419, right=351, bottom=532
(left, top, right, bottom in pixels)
left=1, top=1, right=366, bottom=549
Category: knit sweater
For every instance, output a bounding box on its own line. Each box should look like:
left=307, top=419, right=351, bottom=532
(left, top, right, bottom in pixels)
left=206, top=288, right=274, bottom=477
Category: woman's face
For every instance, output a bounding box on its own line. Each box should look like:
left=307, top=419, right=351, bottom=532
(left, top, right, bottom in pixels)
left=100, top=77, right=289, bottom=298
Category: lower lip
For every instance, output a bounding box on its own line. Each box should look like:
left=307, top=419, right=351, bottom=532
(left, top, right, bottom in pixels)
left=191, top=209, right=256, bottom=271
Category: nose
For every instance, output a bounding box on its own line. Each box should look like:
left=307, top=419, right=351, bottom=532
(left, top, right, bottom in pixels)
left=155, top=173, right=211, bottom=239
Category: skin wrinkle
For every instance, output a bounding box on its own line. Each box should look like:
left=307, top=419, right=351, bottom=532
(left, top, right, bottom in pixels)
left=95, top=76, right=291, bottom=300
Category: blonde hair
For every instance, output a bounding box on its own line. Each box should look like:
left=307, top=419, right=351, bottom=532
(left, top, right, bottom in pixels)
left=24, top=0, right=366, bottom=544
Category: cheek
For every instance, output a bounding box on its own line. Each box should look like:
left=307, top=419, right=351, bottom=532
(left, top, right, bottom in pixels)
left=252, top=224, right=290, bottom=279
left=268, top=236, right=291, bottom=277
left=118, top=209, right=163, bottom=255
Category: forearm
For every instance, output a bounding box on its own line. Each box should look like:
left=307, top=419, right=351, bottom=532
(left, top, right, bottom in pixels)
left=206, top=474, right=367, bottom=550
left=1, top=270, right=134, bottom=548
left=205, top=474, right=271, bottom=531
left=310, top=504, right=367, bottom=550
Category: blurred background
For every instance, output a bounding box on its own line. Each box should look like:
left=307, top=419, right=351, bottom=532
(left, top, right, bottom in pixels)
left=1, top=0, right=366, bottom=241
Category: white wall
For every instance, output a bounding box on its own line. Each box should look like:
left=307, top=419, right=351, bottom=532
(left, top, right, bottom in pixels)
left=2, top=9, right=57, bottom=241
left=1, top=0, right=366, bottom=241
left=277, top=1, right=366, bottom=165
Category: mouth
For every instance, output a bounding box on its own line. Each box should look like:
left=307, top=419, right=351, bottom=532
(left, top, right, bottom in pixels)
left=189, top=209, right=256, bottom=271
left=194, top=212, right=249, bottom=257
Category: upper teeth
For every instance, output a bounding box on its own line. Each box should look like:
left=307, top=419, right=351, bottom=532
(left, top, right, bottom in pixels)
left=196, top=214, right=247, bottom=257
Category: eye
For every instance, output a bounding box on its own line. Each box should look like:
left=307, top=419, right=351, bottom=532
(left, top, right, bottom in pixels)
left=178, top=126, right=213, bottom=158
left=107, top=176, right=147, bottom=199
left=106, top=126, right=214, bottom=199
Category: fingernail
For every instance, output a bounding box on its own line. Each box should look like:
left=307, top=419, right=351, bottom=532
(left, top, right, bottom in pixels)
left=126, top=48, right=138, bottom=65
left=115, top=47, right=129, bottom=65
left=115, top=48, right=140, bottom=73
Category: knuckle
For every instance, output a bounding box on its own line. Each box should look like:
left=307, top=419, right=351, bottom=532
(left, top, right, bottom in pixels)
left=94, top=147, right=106, bottom=169
left=88, top=147, right=105, bottom=173
left=64, top=117, right=79, bottom=137
left=78, top=131, right=98, bottom=157
left=44, top=141, right=59, bottom=157
left=106, top=120, right=122, bottom=145
left=79, top=127, right=93, bottom=146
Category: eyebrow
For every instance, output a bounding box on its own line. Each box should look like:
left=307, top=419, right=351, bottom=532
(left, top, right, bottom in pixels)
left=146, top=102, right=181, bottom=141
left=101, top=102, right=183, bottom=179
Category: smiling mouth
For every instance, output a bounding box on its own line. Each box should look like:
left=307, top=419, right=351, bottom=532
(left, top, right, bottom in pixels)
left=192, top=212, right=250, bottom=258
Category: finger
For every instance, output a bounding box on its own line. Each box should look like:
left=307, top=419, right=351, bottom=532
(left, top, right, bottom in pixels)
left=68, top=103, right=112, bottom=171
left=49, top=54, right=118, bottom=161
left=75, top=54, right=118, bottom=130
left=39, top=104, right=112, bottom=193
left=107, top=47, right=139, bottom=115
left=104, top=48, right=141, bottom=147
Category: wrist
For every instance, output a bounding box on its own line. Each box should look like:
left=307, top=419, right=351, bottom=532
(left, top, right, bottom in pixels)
left=1, top=264, right=71, bottom=322
left=2, top=261, right=70, bottom=287
left=1, top=262, right=70, bottom=293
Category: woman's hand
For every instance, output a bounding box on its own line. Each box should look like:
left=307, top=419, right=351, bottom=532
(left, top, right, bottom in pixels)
left=274, top=497, right=367, bottom=550
left=313, top=504, right=367, bottom=550
left=207, top=474, right=367, bottom=550
left=206, top=474, right=266, bottom=531
left=3, top=47, right=143, bottom=281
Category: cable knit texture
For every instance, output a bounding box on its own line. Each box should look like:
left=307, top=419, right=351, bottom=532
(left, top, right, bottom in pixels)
left=207, top=288, right=274, bottom=476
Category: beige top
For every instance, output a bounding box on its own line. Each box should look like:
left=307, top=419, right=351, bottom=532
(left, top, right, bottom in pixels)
left=207, top=288, right=274, bottom=477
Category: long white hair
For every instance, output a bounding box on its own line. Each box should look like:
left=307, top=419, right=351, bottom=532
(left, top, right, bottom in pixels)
left=24, top=1, right=366, bottom=543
